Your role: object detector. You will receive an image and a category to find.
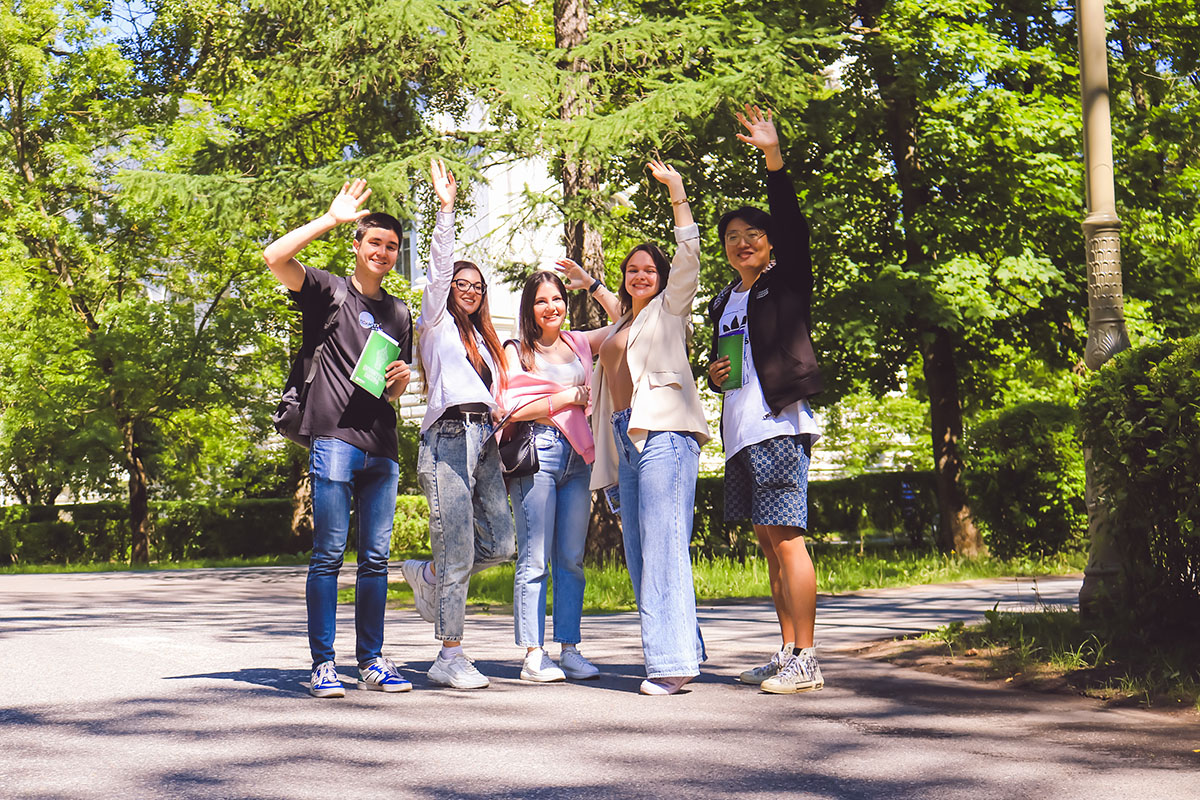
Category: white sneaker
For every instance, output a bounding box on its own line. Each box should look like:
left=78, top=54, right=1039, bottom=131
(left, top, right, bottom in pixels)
left=521, top=648, right=566, bottom=682
left=639, top=675, right=694, bottom=695
left=739, top=642, right=794, bottom=685
left=428, top=651, right=490, bottom=689
left=559, top=647, right=600, bottom=680
left=761, top=647, right=824, bottom=694
left=401, top=559, right=436, bottom=623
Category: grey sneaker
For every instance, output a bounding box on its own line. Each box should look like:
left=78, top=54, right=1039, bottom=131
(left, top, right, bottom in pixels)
left=428, top=651, right=490, bottom=689
left=401, top=559, right=436, bottom=623
left=738, top=642, right=794, bottom=685
left=520, top=648, right=566, bottom=682
left=559, top=647, right=600, bottom=680
left=761, top=647, right=824, bottom=694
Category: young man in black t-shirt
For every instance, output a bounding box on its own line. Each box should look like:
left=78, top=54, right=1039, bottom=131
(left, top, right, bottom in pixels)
left=263, top=179, right=414, bottom=697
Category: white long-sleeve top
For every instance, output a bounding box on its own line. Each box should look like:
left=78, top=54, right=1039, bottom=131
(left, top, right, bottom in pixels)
left=416, top=210, right=499, bottom=433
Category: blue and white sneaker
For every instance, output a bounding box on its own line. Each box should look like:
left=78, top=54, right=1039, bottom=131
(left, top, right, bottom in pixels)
left=309, top=660, right=345, bottom=698
left=358, top=657, right=412, bottom=693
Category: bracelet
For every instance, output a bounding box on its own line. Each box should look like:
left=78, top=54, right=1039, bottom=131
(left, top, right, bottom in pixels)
left=547, top=396, right=554, bottom=416
left=588, top=277, right=603, bottom=294
left=671, top=198, right=690, bottom=206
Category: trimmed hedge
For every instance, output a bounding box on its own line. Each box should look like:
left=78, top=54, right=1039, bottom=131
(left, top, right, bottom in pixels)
left=966, top=402, right=1086, bottom=559
left=1079, top=335, right=1200, bottom=630
left=392, top=495, right=430, bottom=555
left=1, top=470, right=936, bottom=566
left=0, top=496, right=432, bottom=565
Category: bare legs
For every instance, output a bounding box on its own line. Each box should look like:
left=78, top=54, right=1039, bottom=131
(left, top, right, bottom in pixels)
left=754, top=524, right=816, bottom=649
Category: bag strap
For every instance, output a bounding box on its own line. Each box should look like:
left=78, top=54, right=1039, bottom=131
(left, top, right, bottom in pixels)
left=302, top=278, right=350, bottom=391
left=494, top=396, right=544, bottom=431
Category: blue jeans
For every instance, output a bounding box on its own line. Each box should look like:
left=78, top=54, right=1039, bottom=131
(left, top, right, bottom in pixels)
left=307, top=437, right=399, bottom=668
left=417, top=419, right=516, bottom=642
left=612, top=409, right=706, bottom=678
left=509, top=424, right=592, bottom=648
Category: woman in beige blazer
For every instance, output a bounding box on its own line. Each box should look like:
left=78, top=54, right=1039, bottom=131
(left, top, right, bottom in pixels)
left=588, top=160, right=710, bottom=695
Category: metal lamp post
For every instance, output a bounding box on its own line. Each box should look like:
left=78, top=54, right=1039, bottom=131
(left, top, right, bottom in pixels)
left=1076, top=0, right=1131, bottom=618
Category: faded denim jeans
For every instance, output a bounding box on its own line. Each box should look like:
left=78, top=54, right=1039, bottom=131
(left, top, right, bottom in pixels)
left=612, top=409, right=706, bottom=678
left=509, top=424, right=592, bottom=648
left=307, top=436, right=399, bottom=668
left=417, top=419, right=516, bottom=642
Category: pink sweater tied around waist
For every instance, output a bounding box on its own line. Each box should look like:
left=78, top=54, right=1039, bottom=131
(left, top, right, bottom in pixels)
left=497, top=330, right=595, bottom=465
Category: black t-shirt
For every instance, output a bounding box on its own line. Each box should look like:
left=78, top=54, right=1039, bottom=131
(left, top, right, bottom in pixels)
left=296, top=266, right=413, bottom=461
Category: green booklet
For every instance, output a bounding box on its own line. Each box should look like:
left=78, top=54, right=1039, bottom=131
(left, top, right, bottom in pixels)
left=351, top=329, right=401, bottom=398
left=717, top=331, right=744, bottom=391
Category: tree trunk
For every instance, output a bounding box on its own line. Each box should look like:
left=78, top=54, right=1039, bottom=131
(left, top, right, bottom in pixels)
left=921, top=326, right=984, bottom=555
left=858, top=0, right=984, bottom=556
left=290, top=462, right=313, bottom=551
left=555, top=0, right=607, bottom=332
left=556, top=0, right=621, bottom=557
left=586, top=490, right=625, bottom=565
left=123, top=419, right=152, bottom=564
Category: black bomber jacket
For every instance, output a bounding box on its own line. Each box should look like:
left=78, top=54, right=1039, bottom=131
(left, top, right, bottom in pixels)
left=706, top=167, right=824, bottom=414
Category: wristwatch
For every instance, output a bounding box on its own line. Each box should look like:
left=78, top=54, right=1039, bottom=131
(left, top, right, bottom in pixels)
left=588, top=277, right=603, bottom=294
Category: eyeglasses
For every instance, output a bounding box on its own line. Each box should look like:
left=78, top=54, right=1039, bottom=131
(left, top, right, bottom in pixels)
left=724, top=229, right=767, bottom=247
left=452, top=278, right=485, bottom=295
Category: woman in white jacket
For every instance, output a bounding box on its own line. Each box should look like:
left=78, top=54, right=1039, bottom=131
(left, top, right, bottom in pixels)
left=404, top=159, right=515, bottom=690
left=591, top=160, right=710, bottom=695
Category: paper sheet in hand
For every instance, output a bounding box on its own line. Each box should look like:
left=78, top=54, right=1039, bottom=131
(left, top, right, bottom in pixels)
left=351, top=329, right=401, bottom=398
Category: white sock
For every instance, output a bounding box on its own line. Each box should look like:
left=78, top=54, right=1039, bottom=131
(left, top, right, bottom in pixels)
left=421, top=562, right=436, bottom=585
left=438, top=645, right=463, bottom=661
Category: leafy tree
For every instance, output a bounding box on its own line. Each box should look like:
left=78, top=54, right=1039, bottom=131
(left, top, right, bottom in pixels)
left=0, top=1, right=283, bottom=561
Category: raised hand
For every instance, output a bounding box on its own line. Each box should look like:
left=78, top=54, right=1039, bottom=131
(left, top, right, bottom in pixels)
left=647, top=159, right=684, bottom=192
left=648, top=158, right=692, bottom=228
left=554, top=258, right=592, bottom=291
left=326, top=179, right=373, bottom=226
left=735, top=104, right=779, bottom=152
left=430, top=158, right=457, bottom=211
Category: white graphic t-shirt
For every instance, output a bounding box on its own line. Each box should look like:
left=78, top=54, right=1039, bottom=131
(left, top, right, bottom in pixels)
left=718, top=286, right=820, bottom=460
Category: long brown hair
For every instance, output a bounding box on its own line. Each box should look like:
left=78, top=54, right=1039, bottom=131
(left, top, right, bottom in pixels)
left=516, top=271, right=568, bottom=372
left=449, top=261, right=507, bottom=385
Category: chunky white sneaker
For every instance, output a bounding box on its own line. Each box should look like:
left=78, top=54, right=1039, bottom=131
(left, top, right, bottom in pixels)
left=309, top=660, right=345, bottom=698
left=738, top=642, right=794, bottom=685
left=357, top=657, right=412, bottom=693
left=559, top=647, right=600, bottom=680
left=761, top=648, right=824, bottom=694
left=428, top=651, right=490, bottom=689
left=521, top=648, right=567, bottom=682
left=639, top=675, right=694, bottom=695
left=401, top=559, right=437, bottom=623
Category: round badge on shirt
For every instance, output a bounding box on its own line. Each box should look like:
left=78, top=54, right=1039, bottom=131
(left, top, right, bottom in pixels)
left=359, top=310, right=376, bottom=329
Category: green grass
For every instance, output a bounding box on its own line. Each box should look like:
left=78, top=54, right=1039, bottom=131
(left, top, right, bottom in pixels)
left=336, top=547, right=1087, bottom=610
left=920, top=608, right=1200, bottom=712
left=0, top=552, right=313, bottom=574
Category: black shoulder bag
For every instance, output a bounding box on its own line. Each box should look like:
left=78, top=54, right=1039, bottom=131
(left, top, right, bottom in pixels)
left=496, top=401, right=541, bottom=480
left=272, top=280, right=349, bottom=447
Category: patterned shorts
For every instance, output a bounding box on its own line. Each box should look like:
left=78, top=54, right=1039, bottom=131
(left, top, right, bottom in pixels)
left=724, top=434, right=812, bottom=528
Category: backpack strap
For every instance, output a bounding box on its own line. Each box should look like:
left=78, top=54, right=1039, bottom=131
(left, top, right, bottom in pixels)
left=302, top=277, right=350, bottom=391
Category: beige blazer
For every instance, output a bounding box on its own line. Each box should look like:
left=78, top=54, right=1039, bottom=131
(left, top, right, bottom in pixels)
left=590, top=223, right=711, bottom=491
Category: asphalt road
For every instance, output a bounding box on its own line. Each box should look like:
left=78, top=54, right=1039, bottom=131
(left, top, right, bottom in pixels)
left=1, top=567, right=1196, bottom=799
